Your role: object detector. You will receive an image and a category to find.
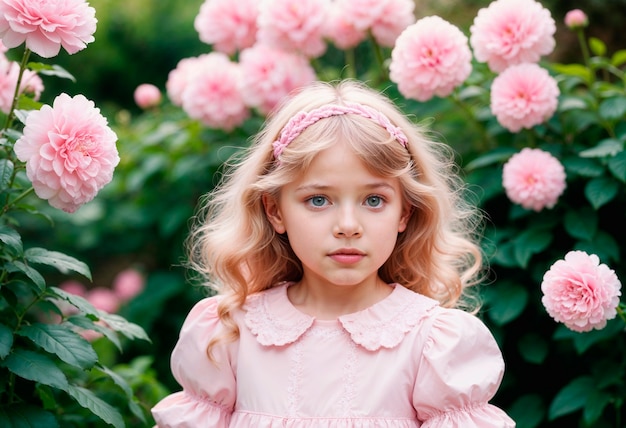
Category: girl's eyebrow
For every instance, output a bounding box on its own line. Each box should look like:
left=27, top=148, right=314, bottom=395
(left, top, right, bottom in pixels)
left=295, top=182, right=397, bottom=193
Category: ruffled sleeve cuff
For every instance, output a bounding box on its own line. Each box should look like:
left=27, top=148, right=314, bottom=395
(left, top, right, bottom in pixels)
left=152, top=391, right=232, bottom=427
left=421, top=403, right=515, bottom=427
left=413, top=308, right=515, bottom=427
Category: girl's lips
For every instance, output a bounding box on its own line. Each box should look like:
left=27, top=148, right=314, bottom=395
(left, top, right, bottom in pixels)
left=329, top=250, right=365, bottom=264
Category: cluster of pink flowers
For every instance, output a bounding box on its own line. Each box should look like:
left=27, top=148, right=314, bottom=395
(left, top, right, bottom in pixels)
left=0, top=0, right=97, bottom=58
left=0, top=47, right=43, bottom=113
left=502, top=148, right=566, bottom=211
left=58, top=268, right=146, bottom=340
left=541, top=251, right=622, bottom=332
left=13, top=93, right=120, bottom=213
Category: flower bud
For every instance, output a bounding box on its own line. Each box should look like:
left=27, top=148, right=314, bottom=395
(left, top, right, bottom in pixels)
left=134, top=83, right=162, bottom=109
left=564, top=9, right=588, bottom=30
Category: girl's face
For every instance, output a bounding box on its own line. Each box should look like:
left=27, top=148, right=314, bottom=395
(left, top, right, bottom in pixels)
left=264, top=140, right=410, bottom=292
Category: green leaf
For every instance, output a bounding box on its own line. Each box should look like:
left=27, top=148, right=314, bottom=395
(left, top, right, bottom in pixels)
left=2, top=349, right=68, bottom=390
left=97, top=364, right=147, bottom=423
left=563, top=207, right=598, bottom=241
left=17, top=323, right=97, bottom=370
left=574, top=230, right=620, bottom=264
left=464, top=147, right=518, bottom=171
left=612, top=49, right=626, bottom=67
left=589, top=37, right=607, bottom=56
left=0, top=324, right=14, bottom=359
left=24, top=248, right=91, bottom=280
left=517, top=333, right=548, bottom=364
left=584, top=176, right=620, bottom=209
left=514, top=228, right=553, bottom=268
left=548, top=377, right=594, bottom=420
left=5, top=261, right=45, bottom=293
left=0, top=158, right=14, bottom=190
left=550, top=63, right=592, bottom=82
left=562, top=157, right=604, bottom=177
left=583, top=389, right=612, bottom=424
left=49, top=287, right=99, bottom=318
left=608, top=151, right=626, bottom=182
left=64, top=316, right=122, bottom=351
left=598, top=97, right=626, bottom=121
left=98, top=312, right=151, bottom=342
left=27, top=62, right=76, bottom=82
left=0, top=404, right=59, bottom=428
left=65, top=384, right=124, bottom=428
left=0, top=225, right=22, bottom=254
left=483, top=282, right=529, bottom=325
left=579, top=138, right=623, bottom=158
left=508, top=394, right=545, bottom=428
left=558, top=95, right=588, bottom=112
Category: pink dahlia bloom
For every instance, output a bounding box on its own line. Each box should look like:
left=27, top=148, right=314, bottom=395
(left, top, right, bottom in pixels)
left=257, top=0, right=329, bottom=58
left=113, top=268, right=145, bottom=302
left=180, top=52, right=249, bottom=131
left=134, top=83, right=161, bottom=109
left=491, top=63, right=559, bottom=132
left=324, top=4, right=367, bottom=49
left=166, top=56, right=205, bottom=107
left=564, top=9, right=588, bottom=30
left=0, top=0, right=97, bottom=58
left=541, top=251, right=622, bottom=332
left=390, top=16, right=472, bottom=102
left=239, top=44, right=316, bottom=115
left=470, top=0, right=555, bottom=72
left=194, top=0, right=259, bottom=55
left=370, top=0, right=415, bottom=47
left=0, top=56, right=43, bottom=113
left=13, top=93, right=119, bottom=213
left=502, top=148, right=566, bottom=211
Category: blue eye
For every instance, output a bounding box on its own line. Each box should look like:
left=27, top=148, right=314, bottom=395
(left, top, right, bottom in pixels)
left=309, top=196, right=327, bottom=207
left=366, top=196, right=383, bottom=207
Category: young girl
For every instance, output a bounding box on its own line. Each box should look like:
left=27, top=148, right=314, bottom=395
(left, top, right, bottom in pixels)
left=152, top=80, right=515, bottom=427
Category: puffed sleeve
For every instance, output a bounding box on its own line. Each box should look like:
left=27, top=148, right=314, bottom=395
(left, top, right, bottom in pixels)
left=413, top=308, right=515, bottom=427
left=152, top=296, right=237, bottom=427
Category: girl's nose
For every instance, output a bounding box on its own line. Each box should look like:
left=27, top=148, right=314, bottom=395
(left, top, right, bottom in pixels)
left=333, top=207, right=363, bottom=238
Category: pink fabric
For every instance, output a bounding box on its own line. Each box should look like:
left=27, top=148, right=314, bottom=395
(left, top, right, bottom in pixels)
left=152, top=283, right=515, bottom=427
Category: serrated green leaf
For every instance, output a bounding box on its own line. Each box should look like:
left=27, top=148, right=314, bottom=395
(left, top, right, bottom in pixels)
left=579, top=138, right=623, bottom=158
left=0, top=403, right=59, bottom=428
left=589, top=37, right=606, bottom=56
left=0, top=225, right=22, bottom=254
left=584, top=176, right=620, bottom=209
left=608, top=151, right=626, bottom=182
left=0, top=324, right=14, bottom=359
left=24, top=248, right=91, bottom=280
left=65, top=384, right=124, bottom=428
left=549, top=377, right=594, bottom=420
left=564, top=208, right=598, bottom=241
left=0, top=158, right=14, bottom=190
left=598, top=97, right=626, bottom=121
left=2, top=349, right=68, bottom=390
left=514, top=228, right=553, bottom=267
left=48, top=287, right=99, bottom=318
left=17, top=323, right=97, bottom=369
left=483, top=282, right=529, bottom=325
left=5, top=261, right=45, bottom=292
left=64, top=316, right=122, bottom=351
left=98, top=312, right=151, bottom=342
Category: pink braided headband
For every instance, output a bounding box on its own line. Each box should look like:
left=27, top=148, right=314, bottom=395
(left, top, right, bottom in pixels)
left=272, top=102, right=409, bottom=160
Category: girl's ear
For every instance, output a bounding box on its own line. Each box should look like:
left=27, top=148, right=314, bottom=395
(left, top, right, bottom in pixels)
left=398, top=204, right=412, bottom=233
left=262, top=194, right=286, bottom=234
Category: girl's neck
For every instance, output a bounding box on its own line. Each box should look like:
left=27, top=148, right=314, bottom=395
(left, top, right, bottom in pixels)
left=286, top=278, right=393, bottom=320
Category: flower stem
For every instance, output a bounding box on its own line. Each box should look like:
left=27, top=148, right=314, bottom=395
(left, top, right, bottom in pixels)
left=369, top=33, right=388, bottom=84
left=2, top=187, right=34, bottom=215
left=344, top=48, right=356, bottom=79
left=3, top=47, right=31, bottom=133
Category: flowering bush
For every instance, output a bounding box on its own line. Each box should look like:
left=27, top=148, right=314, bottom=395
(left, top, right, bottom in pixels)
left=119, top=0, right=623, bottom=426
left=0, top=0, right=152, bottom=426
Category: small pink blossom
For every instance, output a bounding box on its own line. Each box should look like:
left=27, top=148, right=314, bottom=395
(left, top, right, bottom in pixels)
left=194, top=0, right=259, bottom=55
left=390, top=16, right=472, bottom=102
left=470, top=0, right=555, bottom=72
left=369, top=0, right=415, bottom=47
left=166, top=56, right=203, bottom=107
left=112, top=268, right=145, bottom=302
left=180, top=52, right=249, bottom=131
left=238, top=44, right=316, bottom=115
left=0, top=0, right=97, bottom=58
left=324, top=4, right=367, bottom=49
left=502, top=148, right=566, bottom=211
left=134, top=83, right=161, bottom=109
left=59, top=280, right=87, bottom=297
left=13, top=93, right=120, bottom=213
left=87, top=287, right=120, bottom=313
left=564, top=9, right=588, bottom=30
left=257, top=0, right=329, bottom=58
left=339, top=0, right=388, bottom=31
left=0, top=56, right=43, bottom=113
left=541, top=251, right=622, bottom=332
left=490, top=63, right=559, bottom=132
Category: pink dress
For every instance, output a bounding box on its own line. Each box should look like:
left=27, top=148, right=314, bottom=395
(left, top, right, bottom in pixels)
left=152, top=283, right=515, bottom=427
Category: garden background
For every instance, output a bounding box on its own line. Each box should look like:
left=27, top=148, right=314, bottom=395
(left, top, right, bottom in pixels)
left=1, top=0, right=626, bottom=427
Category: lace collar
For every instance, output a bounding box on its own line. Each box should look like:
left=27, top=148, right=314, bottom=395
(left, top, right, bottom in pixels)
left=243, top=282, right=439, bottom=351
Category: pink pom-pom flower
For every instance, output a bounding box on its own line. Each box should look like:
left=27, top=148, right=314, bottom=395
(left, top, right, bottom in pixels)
left=470, top=0, right=555, bottom=72
left=0, top=0, right=97, bottom=58
left=490, top=63, right=560, bottom=133
left=0, top=56, right=43, bottom=113
left=541, top=251, right=622, bottom=332
left=502, top=148, right=566, bottom=211
left=194, top=0, right=259, bottom=55
left=13, top=93, right=119, bottom=213
left=564, top=9, right=588, bottom=30
left=134, top=83, right=161, bottom=110
left=390, top=16, right=472, bottom=102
